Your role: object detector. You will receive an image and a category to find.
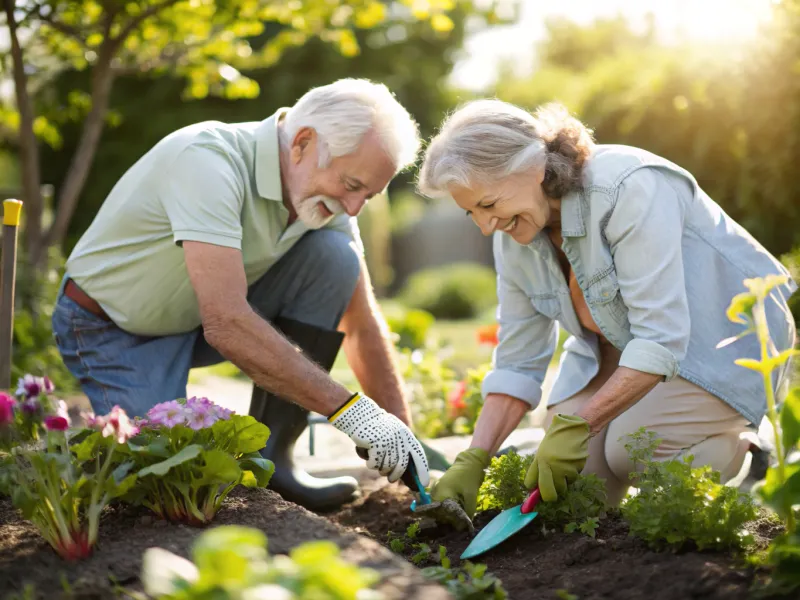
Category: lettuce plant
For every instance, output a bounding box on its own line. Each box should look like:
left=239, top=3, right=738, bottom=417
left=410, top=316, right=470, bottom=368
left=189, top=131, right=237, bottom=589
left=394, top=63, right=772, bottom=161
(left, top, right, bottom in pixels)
left=0, top=404, right=138, bottom=560
left=110, top=397, right=274, bottom=525
left=141, top=525, right=381, bottom=600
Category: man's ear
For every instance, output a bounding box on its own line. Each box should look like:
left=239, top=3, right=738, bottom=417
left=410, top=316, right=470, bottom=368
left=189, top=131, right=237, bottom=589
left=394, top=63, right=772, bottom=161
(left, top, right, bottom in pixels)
left=290, top=127, right=316, bottom=164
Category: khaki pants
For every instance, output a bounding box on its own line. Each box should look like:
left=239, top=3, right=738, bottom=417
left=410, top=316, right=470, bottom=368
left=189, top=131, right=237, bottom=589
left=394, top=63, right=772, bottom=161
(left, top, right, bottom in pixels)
left=544, top=342, right=753, bottom=505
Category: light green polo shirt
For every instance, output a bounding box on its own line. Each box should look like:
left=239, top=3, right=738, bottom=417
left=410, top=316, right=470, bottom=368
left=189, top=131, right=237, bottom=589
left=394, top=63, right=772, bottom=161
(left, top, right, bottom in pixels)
left=65, top=108, right=364, bottom=336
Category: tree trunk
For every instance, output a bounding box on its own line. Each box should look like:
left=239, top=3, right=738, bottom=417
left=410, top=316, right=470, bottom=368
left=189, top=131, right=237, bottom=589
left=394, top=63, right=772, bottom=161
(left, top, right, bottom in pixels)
left=3, top=0, right=44, bottom=265
left=42, top=41, right=117, bottom=261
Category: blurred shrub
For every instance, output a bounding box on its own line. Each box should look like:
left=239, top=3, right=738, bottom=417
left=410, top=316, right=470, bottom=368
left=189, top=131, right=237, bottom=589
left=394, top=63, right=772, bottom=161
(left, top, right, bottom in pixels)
left=12, top=248, right=76, bottom=394
left=384, top=304, right=435, bottom=350
left=398, top=262, right=497, bottom=320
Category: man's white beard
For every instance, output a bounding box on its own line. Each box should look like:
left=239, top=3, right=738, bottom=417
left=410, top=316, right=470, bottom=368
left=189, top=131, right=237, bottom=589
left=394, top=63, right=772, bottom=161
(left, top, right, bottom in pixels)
left=293, top=195, right=343, bottom=229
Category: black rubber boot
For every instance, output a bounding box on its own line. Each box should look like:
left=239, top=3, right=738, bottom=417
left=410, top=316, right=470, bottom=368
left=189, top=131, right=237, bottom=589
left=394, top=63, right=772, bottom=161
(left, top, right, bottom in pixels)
left=248, top=317, right=360, bottom=512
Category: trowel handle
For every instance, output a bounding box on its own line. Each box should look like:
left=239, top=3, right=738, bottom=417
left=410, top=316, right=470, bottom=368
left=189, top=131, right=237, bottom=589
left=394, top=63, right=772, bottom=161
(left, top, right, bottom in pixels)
left=521, top=488, right=541, bottom=514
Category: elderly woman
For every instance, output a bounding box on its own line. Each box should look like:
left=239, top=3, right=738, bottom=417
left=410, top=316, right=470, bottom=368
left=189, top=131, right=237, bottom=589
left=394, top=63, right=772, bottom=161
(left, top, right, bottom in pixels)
left=418, top=100, right=797, bottom=513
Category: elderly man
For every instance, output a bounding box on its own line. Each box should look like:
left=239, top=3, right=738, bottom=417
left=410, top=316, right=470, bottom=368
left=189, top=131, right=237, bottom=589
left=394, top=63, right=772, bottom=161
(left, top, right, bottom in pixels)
left=51, top=78, right=429, bottom=511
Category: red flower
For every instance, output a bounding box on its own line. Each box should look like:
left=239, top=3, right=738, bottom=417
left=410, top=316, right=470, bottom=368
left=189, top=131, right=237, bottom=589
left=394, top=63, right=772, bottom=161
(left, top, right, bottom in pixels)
left=448, top=381, right=468, bottom=412
left=476, top=324, right=499, bottom=347
left=44, top=416, right=69, bottom=431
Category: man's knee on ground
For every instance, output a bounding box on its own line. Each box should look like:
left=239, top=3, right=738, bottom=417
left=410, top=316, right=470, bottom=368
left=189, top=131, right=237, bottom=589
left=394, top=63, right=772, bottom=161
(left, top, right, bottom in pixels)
left=297, top=229, right=361, bottom=304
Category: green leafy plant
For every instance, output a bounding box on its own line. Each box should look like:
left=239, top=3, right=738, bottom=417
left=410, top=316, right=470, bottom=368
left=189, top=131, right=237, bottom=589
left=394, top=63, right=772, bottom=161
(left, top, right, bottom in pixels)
left=620, top=428, right=758, bottom=552
left=477, top=449, right=608, bottom=537
left=108, top=398, right=274, bottom=525
left=0, top=404, right=138, bottom=560
left=477, top=449, right=535, bottom=512
left=420, top=545, right=508, bottom=600
left=721, top=274, right=800, bottom=592
left=537, top=475, right=608, bottom=538
left=141, top=525, right=381, bottom=599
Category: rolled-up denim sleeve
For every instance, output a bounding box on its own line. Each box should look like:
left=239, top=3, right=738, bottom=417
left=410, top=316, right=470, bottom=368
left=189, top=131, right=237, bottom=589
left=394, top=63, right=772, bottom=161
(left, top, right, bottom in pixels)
left=606, top=167, right=691, bottom=381
left=481, top=244, right=558, bottom=408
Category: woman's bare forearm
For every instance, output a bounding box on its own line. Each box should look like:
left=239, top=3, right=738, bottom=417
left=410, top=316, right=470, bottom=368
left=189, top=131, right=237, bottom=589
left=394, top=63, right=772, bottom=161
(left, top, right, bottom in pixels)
left=576, top=366, right=662, bottom=436
left=470, top=393, right=530, bottom=456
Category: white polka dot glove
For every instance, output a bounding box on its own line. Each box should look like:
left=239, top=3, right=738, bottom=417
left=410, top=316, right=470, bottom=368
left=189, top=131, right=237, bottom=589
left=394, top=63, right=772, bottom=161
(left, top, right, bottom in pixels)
left=329, top=393, right=430, bottom=486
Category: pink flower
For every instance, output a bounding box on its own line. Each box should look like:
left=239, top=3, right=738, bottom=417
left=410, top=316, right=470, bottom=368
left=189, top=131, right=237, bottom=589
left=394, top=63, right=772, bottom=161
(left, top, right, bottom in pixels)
left=83, top=411, right=102, bottom=428
left=100, top=405, right=139, bottom=443
left=147, top=400, right=188, bottom=428
left=0, top=393, right=16, bottom=425
left=44, top=415, right=70, bottom=431
left=43, top=377, right=55, bottom=394
left=55, top=399, right=70, bottom=420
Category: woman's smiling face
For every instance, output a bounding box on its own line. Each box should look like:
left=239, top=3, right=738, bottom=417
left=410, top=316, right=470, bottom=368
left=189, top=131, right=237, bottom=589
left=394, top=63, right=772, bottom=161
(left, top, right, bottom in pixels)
left=448, top=169, right=560, bottom=245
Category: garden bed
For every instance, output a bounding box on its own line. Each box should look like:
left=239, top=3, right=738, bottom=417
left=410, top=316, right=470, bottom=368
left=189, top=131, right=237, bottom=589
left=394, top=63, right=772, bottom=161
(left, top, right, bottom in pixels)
left=0, top=485, right=449, bottom=600
left=331, top=481, right=789, bottom=600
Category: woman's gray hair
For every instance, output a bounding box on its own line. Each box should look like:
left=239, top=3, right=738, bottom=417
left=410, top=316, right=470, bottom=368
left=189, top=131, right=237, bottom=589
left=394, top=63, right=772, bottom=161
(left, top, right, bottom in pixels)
left=280, top=78, right=420, bottom=172
left=418, top=99, right=595, bottom=199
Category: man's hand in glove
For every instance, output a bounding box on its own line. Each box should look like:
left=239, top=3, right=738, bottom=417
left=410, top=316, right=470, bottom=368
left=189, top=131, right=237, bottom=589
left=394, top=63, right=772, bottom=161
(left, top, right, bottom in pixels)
left=329, top=393, right=430, bottom=486
left=430, top=448, right=490, bottom=518
left=524, top=414, right=590, bottom=502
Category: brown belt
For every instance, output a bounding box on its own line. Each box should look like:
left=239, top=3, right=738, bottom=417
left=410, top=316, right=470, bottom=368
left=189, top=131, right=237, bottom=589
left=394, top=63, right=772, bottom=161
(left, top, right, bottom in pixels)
left=64, top=279, right=111, bottom=321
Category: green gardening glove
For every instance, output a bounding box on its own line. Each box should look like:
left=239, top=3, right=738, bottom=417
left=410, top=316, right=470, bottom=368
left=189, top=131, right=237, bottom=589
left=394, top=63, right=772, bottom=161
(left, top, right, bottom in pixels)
left=524, top=414, right=590, bottom=502
left=430, top=448, right=491, bottom=518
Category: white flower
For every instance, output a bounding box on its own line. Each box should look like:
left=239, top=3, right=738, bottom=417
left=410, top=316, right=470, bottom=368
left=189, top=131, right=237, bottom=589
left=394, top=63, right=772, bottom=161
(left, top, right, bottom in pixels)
left=141, top=547, right=199, bottom=596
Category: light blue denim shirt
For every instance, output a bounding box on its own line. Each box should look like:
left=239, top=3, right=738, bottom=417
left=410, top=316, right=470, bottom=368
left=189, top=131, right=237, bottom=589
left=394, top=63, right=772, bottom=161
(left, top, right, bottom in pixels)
left=482, top=144, right=797, bottom=426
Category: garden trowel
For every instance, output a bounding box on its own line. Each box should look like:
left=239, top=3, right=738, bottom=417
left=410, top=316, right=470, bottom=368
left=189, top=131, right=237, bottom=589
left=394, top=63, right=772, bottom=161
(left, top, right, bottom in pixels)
left=460, top=487, right=541, bottom=560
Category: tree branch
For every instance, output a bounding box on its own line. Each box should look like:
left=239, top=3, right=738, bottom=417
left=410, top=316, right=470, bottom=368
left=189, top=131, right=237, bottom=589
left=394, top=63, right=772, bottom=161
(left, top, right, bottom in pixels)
left=114, top=0, right=183, bottom=44
left=2, top=0, right=44, bottom=265
left=35, top=7, right=90, bottom=47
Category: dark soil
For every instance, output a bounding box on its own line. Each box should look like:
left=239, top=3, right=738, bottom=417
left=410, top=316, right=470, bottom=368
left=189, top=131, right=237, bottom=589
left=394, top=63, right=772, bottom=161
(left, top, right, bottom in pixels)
left=331, top=482, right=791, bottom=600
left=0, top=486, right=449, bottom=600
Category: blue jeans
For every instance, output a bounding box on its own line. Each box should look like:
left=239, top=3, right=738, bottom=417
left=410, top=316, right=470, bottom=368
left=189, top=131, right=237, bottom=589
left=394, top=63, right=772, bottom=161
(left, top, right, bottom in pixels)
left=52, top=230, right=361, bottom=418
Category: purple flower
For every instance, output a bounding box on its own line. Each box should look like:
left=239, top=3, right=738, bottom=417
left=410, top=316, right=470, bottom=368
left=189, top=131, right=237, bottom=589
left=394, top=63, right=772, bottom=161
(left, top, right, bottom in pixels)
left=147, top=400, right=188, bottom=428
left=16, top=374, right=44, bottom=399
left=21, top=398, right=40, bottom=415
left=42, top=377, right=55, bottom=394
left=212, top=405, right=234, bottom=420
left=186, top=410, right=218, bottom=430
left=0, top=393, right=16, bottom=425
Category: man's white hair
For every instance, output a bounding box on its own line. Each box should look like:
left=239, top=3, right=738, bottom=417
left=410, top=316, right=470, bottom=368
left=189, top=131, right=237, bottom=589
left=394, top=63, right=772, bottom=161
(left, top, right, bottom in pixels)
left=281, top=78, right=420, bottom=172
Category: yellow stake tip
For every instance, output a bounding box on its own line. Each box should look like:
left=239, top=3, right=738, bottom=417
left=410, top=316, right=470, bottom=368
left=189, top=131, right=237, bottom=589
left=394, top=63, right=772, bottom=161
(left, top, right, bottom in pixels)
left=3, top=199, right=22, bottom=226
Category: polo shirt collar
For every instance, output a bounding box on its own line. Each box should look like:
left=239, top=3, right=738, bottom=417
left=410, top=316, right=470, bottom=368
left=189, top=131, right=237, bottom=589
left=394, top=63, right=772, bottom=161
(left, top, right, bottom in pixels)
left=255, top=107, right=289, bottom=202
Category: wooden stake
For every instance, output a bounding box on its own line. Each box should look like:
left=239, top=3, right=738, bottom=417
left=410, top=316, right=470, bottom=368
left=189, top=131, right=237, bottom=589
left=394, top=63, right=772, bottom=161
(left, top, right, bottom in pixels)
left=0, top=199, right=22, bottom=390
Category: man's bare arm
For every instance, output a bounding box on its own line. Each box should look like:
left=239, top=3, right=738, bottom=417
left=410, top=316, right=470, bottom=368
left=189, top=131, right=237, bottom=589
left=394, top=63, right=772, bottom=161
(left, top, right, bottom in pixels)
left=339, top=257, right=412, bottom=426
left=183, top=241, right=352, bottom=415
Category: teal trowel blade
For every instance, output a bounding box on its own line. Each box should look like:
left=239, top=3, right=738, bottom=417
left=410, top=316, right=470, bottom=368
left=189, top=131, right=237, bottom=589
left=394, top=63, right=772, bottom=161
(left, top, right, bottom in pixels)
left=460, top=488, right=541, bottom=560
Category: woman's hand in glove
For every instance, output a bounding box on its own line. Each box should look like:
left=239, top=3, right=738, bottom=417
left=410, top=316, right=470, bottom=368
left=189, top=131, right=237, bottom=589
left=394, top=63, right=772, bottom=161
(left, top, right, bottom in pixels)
left=524, top=414, right=590, bottom=502
left=429, top=448, right=491, bottom=518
